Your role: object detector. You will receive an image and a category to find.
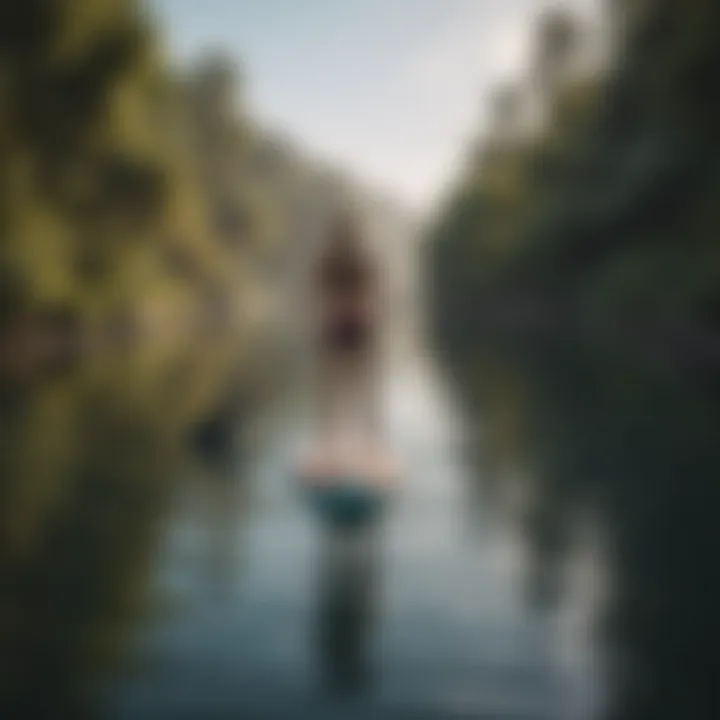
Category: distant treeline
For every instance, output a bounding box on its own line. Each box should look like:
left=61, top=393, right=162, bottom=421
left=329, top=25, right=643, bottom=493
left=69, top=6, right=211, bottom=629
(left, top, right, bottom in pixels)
left=429, top=1, right=720, bottom=366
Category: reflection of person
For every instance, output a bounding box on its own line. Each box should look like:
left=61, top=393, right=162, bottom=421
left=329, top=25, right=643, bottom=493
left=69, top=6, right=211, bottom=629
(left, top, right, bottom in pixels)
left=317, top=525, right=379, bottom=696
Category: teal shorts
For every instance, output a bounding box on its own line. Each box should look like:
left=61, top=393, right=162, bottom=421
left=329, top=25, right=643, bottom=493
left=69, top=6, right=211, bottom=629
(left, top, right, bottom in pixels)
left=302, top=481, right=387, bottom=529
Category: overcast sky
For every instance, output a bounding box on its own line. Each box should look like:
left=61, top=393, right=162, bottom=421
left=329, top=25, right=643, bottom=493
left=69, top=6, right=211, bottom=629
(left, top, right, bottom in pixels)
left=148, top=0, right=600, bottom=211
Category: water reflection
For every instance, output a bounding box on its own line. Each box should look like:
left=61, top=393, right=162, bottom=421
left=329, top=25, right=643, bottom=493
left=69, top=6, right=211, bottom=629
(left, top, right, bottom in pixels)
left=0, top=336, right=252, bottom=719
left=315, top=523, right=381, bottom=698
left=454, top=338, right=720, bottom=720
left=8, top=334, right=709, bottom=717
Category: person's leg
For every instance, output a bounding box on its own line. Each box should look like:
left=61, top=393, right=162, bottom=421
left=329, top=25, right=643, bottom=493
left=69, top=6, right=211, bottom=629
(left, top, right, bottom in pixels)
left=316, top=524, right=379, bottom=696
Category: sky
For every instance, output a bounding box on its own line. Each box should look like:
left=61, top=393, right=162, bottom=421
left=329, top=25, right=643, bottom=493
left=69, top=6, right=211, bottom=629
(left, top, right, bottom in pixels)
left=147, top=0, right=600, bottom=211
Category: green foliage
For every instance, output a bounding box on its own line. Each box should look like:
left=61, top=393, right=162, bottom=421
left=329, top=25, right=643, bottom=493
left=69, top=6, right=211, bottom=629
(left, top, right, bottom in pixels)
left=428, top=2, right=720, bottom=369
left=0, top=1, right=277, bottom=348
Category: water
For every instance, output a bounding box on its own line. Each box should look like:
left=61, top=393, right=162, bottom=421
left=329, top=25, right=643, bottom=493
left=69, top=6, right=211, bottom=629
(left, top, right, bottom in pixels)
left=6, top=336, right=716, bottom=719
left=101, top=354, right=583, bottom=719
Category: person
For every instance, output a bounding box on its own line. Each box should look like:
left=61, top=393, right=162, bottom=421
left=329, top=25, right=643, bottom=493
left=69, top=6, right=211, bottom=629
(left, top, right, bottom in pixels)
left=315, top=211, right=382, bottom=430
left=296, top=212, right=397, bottom=697
left=299, top=210, right=398, bottom=517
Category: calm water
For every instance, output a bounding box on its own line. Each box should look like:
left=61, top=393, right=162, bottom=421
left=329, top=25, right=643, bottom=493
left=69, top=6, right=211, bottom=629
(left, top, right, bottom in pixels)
left=2, top=336, right=717, bottom=719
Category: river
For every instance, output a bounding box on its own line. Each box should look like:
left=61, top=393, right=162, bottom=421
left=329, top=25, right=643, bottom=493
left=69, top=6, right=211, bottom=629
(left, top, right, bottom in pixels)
left=104, top=349, right=590, bottom=718
left=3, top=334, right=716, bottom=719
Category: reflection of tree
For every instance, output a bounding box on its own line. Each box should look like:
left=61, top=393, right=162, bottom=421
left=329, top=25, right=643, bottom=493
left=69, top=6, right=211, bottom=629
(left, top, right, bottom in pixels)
left=458, top=340, right=720, bottom=720
left=0, top=336, right=255, bottom=718
left=2, top=386, right=175, bottom=717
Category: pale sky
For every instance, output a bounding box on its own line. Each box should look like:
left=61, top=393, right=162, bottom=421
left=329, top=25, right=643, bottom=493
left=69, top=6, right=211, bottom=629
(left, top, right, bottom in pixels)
left=147, top=0, right=600, bottom=211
